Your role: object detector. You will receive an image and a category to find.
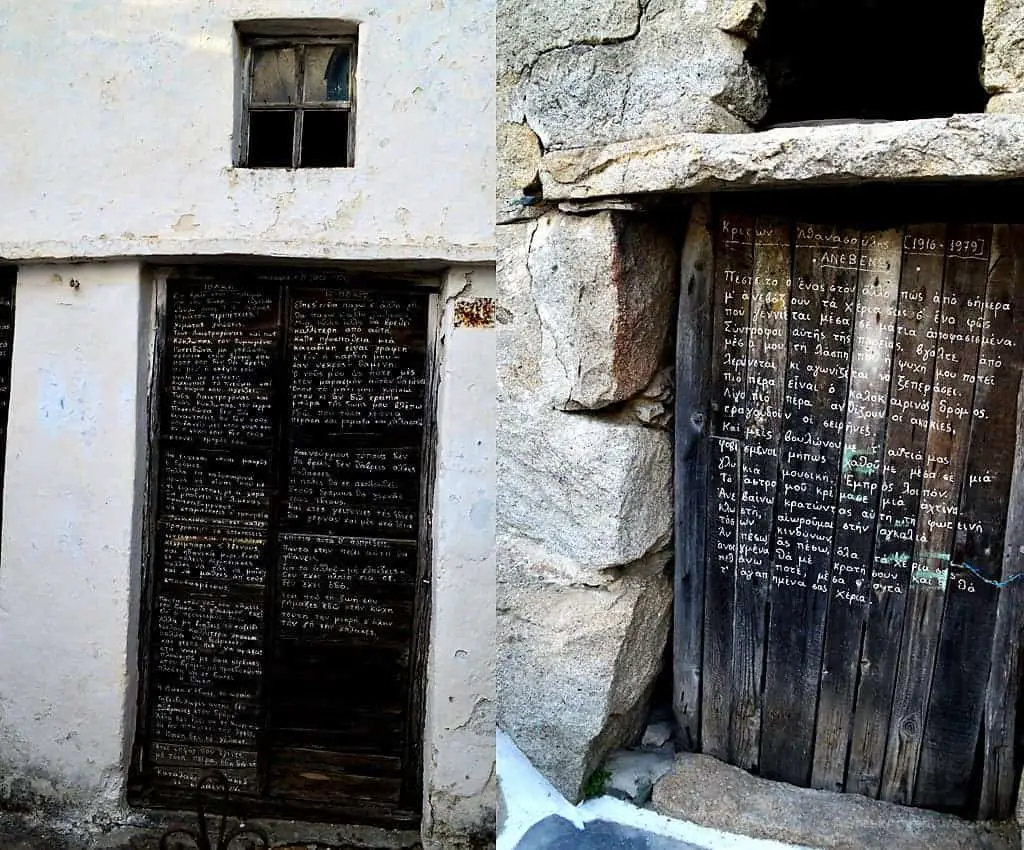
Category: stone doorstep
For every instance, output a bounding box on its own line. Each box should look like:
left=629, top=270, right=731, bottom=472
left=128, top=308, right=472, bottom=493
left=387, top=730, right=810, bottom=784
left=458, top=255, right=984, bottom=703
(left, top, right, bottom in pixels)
left=651, top=753, right=1020, bottom=850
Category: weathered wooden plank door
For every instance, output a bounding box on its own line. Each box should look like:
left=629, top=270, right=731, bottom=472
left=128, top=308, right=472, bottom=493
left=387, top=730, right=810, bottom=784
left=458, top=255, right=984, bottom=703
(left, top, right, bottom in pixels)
left=675, top=202, right=1024, bottom=819
left=129, top=268, right=434, bottom=828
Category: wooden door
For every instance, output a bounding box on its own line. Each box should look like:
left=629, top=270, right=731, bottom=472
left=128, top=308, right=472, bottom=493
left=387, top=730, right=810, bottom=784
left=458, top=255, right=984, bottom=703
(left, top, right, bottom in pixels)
left=675, top=202, right=1024, bottom=819
left=129, top=268, right=435, bottom=828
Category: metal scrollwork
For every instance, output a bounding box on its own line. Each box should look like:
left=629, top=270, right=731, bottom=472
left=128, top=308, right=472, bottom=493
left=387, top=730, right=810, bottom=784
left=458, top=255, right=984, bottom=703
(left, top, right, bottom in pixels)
left=158, top=771, right=270, bottom=850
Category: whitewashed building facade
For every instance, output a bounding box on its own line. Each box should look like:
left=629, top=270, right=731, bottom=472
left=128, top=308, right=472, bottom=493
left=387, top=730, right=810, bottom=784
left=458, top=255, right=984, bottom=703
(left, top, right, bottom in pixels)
left=0, top=3, right=495, bottom=849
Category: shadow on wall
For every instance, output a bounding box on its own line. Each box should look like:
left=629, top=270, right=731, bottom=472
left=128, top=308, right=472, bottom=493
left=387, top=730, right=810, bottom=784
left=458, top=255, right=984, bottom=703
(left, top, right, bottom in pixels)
left=750, top=0, right=988, bottom=126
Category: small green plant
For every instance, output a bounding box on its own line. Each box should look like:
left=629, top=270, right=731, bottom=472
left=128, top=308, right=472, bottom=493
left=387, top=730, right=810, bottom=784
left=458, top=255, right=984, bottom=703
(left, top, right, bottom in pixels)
left=582, top=767, right=612, bottom=799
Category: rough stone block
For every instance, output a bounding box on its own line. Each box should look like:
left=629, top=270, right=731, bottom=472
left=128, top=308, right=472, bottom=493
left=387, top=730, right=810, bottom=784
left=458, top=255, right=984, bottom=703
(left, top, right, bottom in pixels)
left=498, top=572, right=673, bottom=802
left=540, top=115, right=1024, bottom=200
left=498, top=221, right=546, bottom=405
left=984, top=0, right=1024, bottom=95
left=652, top=754, right=1019, bottom=849
left=527, top=211, right=677, bottom=411
left=604, top=749, right=675, bottom=805
left=498, top=0, right=641, bottom=81
left=513, top=0, right=766, bottom=149
left=718, top=0, right=765, bottom=41
left=640, top=721, right=674, bottom=750
left=498, top=122, right=544, bottom=225
left=987, top=92, right=1024, bottom=114
left=497, top=402, right=672, bottom=577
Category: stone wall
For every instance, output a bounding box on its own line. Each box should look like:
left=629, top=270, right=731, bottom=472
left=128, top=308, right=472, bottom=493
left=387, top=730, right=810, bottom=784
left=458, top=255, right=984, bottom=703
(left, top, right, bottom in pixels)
left=497, top=0, right=1024, bottom=811
left=984, top=0, right=1024, bottom=113
left=496, top=211, right=678, bottom=799
left=496, top=0, right=760, bottom=806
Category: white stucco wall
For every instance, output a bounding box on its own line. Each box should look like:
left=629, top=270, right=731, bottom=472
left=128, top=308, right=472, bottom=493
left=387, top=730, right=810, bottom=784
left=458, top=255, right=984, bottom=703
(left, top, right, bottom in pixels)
left=0, top=261, right=497, bottom=847
left=424, top=266, right=497, bottom=848
left=0, top=262, right=148, bottom=810
left=0, top=0, right=494, bottom=264
left=0, top=3, right=495, bottom=843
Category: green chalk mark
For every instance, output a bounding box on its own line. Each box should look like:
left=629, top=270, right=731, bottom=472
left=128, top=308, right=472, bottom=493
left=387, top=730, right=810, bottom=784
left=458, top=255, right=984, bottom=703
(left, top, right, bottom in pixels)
left=843, top=446, right=878, bottom=473
left=912, top=566, right=949, bottom=590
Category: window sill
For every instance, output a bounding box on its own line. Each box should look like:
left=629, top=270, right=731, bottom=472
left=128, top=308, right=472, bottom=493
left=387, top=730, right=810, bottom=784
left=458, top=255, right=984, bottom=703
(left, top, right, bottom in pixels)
left=537, top=112, right=1024, bottom=201
left=230, top=165, right=356, bottom=172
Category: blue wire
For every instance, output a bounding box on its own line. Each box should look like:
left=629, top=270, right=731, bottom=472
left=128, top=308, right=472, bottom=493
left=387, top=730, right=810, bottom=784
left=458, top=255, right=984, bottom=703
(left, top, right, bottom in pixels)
left=956, top=562, right=1024, bottom=589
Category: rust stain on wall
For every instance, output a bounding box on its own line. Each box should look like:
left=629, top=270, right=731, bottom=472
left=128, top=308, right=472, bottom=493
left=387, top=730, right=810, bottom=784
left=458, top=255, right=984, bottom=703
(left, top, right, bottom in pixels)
left=454, top=298, right=494, bottom=328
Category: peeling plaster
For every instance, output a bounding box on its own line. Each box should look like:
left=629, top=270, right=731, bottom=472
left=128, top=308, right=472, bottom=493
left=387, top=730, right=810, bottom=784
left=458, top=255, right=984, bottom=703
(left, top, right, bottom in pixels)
left=0, top=0, right=495, bottom=264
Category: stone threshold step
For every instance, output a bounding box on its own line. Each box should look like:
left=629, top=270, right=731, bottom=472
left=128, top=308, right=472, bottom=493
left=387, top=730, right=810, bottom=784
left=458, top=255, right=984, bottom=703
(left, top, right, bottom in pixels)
left=652, top=754, right=1019, bottom=850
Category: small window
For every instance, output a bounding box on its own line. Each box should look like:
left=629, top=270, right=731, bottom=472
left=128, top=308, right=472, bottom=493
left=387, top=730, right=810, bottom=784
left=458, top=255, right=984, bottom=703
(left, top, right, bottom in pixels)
left=238, top=27, right=356, bottom=168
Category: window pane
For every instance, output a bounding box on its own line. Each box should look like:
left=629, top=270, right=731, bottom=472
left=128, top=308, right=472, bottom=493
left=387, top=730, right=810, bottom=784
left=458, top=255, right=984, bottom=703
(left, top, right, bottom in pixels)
left=251, top=48, right=297, bottom=104
left=300, top=111, right=350, bottom=168
left=247, top=110, right=295, bottom=167
left=303, top=45, right=351, bottom=102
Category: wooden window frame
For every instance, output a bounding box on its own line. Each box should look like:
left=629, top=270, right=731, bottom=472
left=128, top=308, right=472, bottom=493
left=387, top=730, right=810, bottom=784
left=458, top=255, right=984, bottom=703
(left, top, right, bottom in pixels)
left=239, top=35, right=358, bottom=169
left=129, top=266, right=441, bottom=827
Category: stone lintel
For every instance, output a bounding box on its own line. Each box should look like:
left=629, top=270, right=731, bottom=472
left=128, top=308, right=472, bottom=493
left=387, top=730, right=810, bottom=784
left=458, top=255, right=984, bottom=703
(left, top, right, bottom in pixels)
left=540, top=114, right=1024, bottom=201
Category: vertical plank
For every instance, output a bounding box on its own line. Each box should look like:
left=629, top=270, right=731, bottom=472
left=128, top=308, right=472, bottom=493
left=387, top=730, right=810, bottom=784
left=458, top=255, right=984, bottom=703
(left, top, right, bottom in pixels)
left=674, top=200, right=714, bottom=750
left=915, top=224, right=1016, bottom=814
left=702, top=210, right=755, bottom=760
left=845, top=224, right=947, bottom=798
left=730, top=216, right=790, bottom=770
left=880, top=224, right=991, bottom=805
left=977, top=224, right=1024, bottom=820
left=760, top=222, right=858, bottom=786
left=810, top=229, right=902, bottom=790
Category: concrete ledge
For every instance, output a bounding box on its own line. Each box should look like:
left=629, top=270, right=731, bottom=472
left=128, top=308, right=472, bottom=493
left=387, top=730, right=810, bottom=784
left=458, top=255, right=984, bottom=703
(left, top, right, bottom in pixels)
left=0, top=238, right=495, bottom=265
left=539, top=114, right=1024, bottom=200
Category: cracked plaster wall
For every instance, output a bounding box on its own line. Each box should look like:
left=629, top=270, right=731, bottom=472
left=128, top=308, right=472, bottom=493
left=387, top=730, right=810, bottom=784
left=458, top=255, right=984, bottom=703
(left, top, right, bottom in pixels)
left=0, top=1, right=494, bottom=264
left=0, top=263, right=496, bottom=850
left=423, top=267, right=498, bottom=850
left=0, top=3, right=496, bottom=847
left=0, top=263, right=150, bottom=822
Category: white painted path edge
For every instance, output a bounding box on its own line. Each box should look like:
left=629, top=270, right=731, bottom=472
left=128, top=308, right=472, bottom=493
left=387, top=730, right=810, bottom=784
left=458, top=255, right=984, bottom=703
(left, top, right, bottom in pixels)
left=496, top=729, right=819, bottom=850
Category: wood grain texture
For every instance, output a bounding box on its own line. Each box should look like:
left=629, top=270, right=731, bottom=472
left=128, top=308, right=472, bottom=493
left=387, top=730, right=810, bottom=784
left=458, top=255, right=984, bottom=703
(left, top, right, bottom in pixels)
left=977, top=224, right=1024, bottom=820
left=129, top=269, right=436, bottom=826
left=811, top=228, right=902, bottom=792
left=844, top=224, right=947, bottom=799
left=690, top=209, right=1024, bottom=819
left=702, top=210, right=756, bottom=760
left=730, top=216, right=790, bottom=770
left=674, top=200, right=715, bottom=751
left=915, top=224, right=1014, bottom=814
left=880, top=225, right=991, bottom=806
left=761, top=223, right=858, bottom=787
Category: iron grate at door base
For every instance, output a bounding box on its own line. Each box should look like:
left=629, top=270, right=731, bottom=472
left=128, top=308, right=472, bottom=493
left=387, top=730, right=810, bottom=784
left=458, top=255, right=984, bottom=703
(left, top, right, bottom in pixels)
left=158, top=771, right=269, bottom=850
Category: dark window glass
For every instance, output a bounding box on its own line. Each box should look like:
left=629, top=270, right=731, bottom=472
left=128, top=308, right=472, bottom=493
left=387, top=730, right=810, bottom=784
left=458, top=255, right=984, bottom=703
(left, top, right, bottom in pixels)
left=304, top=45, right=351, bottom=102
left=247, top=111, right=295, bottom=168
left=242, top=41, right=355, bottom=168
left=301, top=111, right=349, bottom=168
